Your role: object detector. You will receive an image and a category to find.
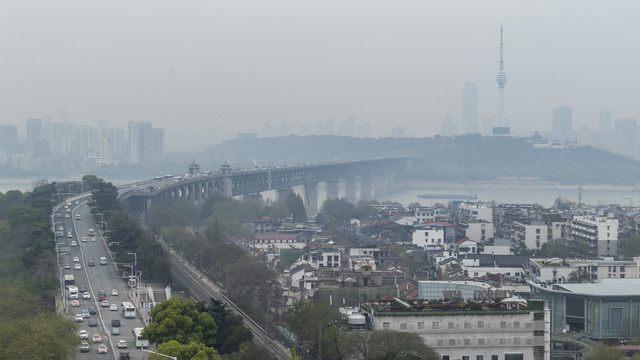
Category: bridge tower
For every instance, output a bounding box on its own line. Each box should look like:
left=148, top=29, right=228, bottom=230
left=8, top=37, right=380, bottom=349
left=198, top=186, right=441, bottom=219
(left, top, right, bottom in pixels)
left=189, top=160, right=200, bottom=176
left=220, top=161, right=233, bottom=197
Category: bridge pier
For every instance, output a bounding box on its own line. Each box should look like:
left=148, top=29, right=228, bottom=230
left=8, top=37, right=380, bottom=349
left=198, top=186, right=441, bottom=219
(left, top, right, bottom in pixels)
left=360, top=174, right=373, bottom=200
left=277, top=188, right=291, bottom=202
left=326, top=180, right=340, bottom=200
left=345, top=177, right=357, bottom=205
left=305, top=183, right=318, bottom=217
left=373, top=173, right=387, bottom=197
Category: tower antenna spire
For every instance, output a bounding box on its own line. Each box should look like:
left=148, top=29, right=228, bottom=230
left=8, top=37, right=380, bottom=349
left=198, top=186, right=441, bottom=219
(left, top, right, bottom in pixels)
left=499, top=23, right=504, bottom=71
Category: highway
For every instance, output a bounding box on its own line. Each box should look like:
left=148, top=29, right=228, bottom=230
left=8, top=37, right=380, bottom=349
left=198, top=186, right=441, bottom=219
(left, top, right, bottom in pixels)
left=55, top=199, right=148, bottom=360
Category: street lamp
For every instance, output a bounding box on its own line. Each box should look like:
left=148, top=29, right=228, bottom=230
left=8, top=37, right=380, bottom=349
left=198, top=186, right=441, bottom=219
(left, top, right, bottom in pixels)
left=127, top=252, right=137, bottom=278
left=141, top=349, right=177, bottom=360
left=67, top=184, right=73, bottom=197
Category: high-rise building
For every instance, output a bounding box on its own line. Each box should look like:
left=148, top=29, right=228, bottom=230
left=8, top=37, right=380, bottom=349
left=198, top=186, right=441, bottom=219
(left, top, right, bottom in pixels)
left=615, top=118, right=637, bottom=158
left=493, top=24, right=510, bottom=136
left=0, top=124, right=19, bottom=153
left=128, top=121, right=165, bottom=164
left=597, top=109, right=612, bottom=151
left=26, top=118, right=43, bottom=154
left=441, top=113, right=458, bottom=137
left=461, top=82, right=478, bottom=134
left=552, top=106, right=573, bottom=142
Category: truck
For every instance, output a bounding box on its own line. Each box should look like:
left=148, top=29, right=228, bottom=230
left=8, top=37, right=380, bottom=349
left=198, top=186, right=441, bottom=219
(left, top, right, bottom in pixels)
left=69, top=285, right=79, bottom=299
left=88, top=229, right=95, bottom=236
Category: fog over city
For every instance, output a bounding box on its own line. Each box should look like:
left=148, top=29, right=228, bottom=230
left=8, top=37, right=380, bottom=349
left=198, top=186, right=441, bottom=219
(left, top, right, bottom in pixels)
left=1, top=1, right=638, bottom=153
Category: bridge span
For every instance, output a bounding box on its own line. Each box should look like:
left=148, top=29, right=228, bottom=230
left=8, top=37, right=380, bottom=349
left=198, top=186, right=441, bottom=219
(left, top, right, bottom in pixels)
left=120, top=157, right=407, bottom=216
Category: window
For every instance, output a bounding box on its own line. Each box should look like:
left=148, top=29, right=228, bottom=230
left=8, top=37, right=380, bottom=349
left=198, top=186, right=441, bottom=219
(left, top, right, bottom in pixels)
left=437, top=340, right=444, bottom=346
left=442, top=356, right=449, bottom=360
left=383, top=322, right=390, bottom=330
left=610, top=308, right=623, bottom=331
left=536, top=228, right=541, bottom=234
left=477, top=356, right=484, bottom=360
left=448, top=322, right=455, bottom=329
left=477, top=321, right=484, bottom=328
left=432, top=322, right=439, bottom=329
left=492, top=356, right=499, bottom=360
left=500, top=321, right=507, bottom=328
left=499, top=338, right=506, bottom=345
left=464, top=322, right=471, bottom=329
left=400, top=323, right=407, bottom=330
left=505, top=354, right=523, bottom=360
left=463, top=356, right=469, bottom=360
left=478, top=338, right=485, bottom=345
left=418, top=322, right=424, bottom=329
left=449, top=339, right=456, bottom=346
left=513, top=321, right=520, bottom=328
left=621, top=266, right=625, bottom=272
left=513, top=337, right=521, bottom=345
left=464, top=339, right=471, bottom=346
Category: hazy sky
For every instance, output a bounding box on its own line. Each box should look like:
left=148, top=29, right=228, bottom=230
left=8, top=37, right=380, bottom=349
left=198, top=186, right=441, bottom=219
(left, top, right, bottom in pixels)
left=1, top=1, right=639, bottom=152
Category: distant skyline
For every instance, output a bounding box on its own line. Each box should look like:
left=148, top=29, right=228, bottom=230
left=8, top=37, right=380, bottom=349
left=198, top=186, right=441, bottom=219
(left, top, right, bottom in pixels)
left=1, top=1, right=639, bottom=153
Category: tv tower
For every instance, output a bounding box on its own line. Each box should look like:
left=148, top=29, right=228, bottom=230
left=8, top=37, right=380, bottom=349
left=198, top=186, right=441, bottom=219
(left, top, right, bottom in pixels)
left=494, top=24, right=510, bottom=135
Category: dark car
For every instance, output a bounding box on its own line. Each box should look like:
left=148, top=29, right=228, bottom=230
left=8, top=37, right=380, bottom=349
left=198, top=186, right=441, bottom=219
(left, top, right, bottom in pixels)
left=88, top=306, right=97, bottom=315
left=88, top=260, right=94, bottom=267
left=111, top=319, right=121, bottom=327
left=89, top=318, right=98, bottom=327
left=119, top=352, right=130, bottom=360
left=79, top=285, right=87, bottom=292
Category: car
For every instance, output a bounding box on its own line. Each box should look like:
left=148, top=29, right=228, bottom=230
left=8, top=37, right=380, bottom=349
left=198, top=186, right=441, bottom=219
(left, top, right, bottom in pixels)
left=88, top=260, right=94, bottom=267
left=89, top=318, right=98, bottom=327
left=91, top=236, right=97, bottom=242
left=74, top=263, right=81, bottom=270
left=75, top=200, right=79, bottom=205
left=71, top=299, right=80, bottom=307
left=75, top=314, right=83, bottom=322
left=119, top=351, right=130, bottom=360
left=55, top=213, right=61, bottom=218
left=83, top=292, right=91, bottom=300
left=111, top=289, right=118, bottom=296
left=101, top=300, right=109, bottom=307
left=58, top=225, right=64, bottom=231
left=92, top=333, right=102, bottom=343
left=73, top=256, right=79, bottom=263
left=67, top=232, right=73, bottom=238
left=79, top=329, right=88, bottom=339
left=89, top=306, right=97, bottom=314
left=82, top=309, right=90, bottom=318
left=67, top=201, right=72, bottom=206
left=63, top=264, right=71, bottom=269
left=65, top=213, right=70, bottom=218
left=110, top=304, right=118, bottom=311
left=70, top=241, right=77, bottom=247
left=82, top=236, right=88, bottom=242
left=117, top=339, right=127, bottom=349
left=98, top=290, right=106, bottom=301
left=111, top=319, right=121, bottom=327
left=111, top=327, right=120, bottom=335
left=98, top=344, right=108, bottom=354
left=80, top=341, right=90, bottom=352
left=79, top=285, right=87, bottom=292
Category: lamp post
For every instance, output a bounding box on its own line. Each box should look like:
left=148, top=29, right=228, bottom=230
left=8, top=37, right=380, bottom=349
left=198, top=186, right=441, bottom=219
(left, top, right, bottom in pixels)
left=67, top=184, right=73, bottom=197
left=127, top=252, right=137, bottom=278
left=141, top=349, right=177, bottom=360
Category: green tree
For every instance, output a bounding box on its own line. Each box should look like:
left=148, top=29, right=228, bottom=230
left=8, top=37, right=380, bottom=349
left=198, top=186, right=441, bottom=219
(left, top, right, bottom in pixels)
left=569, top=268, right=591, bottom=283
left=195, top=299, right=253, bottom=355
left=619, top=232, right=640, bottom=258
left=151, top=340, right=221, bottom=360
left=284, top=191, right=308, bottom=223
left=553, top=196, right=575, bottom=211
left=286, top=299, right=341, bottom=358
left=144, top=297, right=218, bottom=348
left=538, top=242, right=570, bottom=258
left=227, top=260, right=281, bottom=327
left=340, top=330, right=440, bottom=360
left=584, top=342, right=624, bottom=360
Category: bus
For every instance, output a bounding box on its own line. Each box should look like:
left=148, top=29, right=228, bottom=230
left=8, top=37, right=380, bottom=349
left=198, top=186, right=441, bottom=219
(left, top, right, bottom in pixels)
left=133, top=327, right=149, bottom=348
left=64, top=274, right=75, bottom=288
left=121, top=302, right=136, bottom=319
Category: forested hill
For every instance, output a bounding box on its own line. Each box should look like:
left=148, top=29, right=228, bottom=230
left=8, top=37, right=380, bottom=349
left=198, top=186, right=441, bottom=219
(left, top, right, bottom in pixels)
left=203, top=134, right=640, bottom=186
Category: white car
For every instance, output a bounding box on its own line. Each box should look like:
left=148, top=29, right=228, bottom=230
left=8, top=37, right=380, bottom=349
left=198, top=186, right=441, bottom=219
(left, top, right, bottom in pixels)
left=75, top=200, right=79, bottom=205
left=83, top=292, right=91, bottom=300
left=109, top=304, right=118, bottom=311
left=74, top=264, right=81, bottom=270
left=111, top=289, right=118, bottom=296
left=82, top=236, right=88, bottom=242
left=75, top=314, right=83, bottom=322
left=79, top=329, right=88, bottom=339
left=73, top=257, right=79, bottom=263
